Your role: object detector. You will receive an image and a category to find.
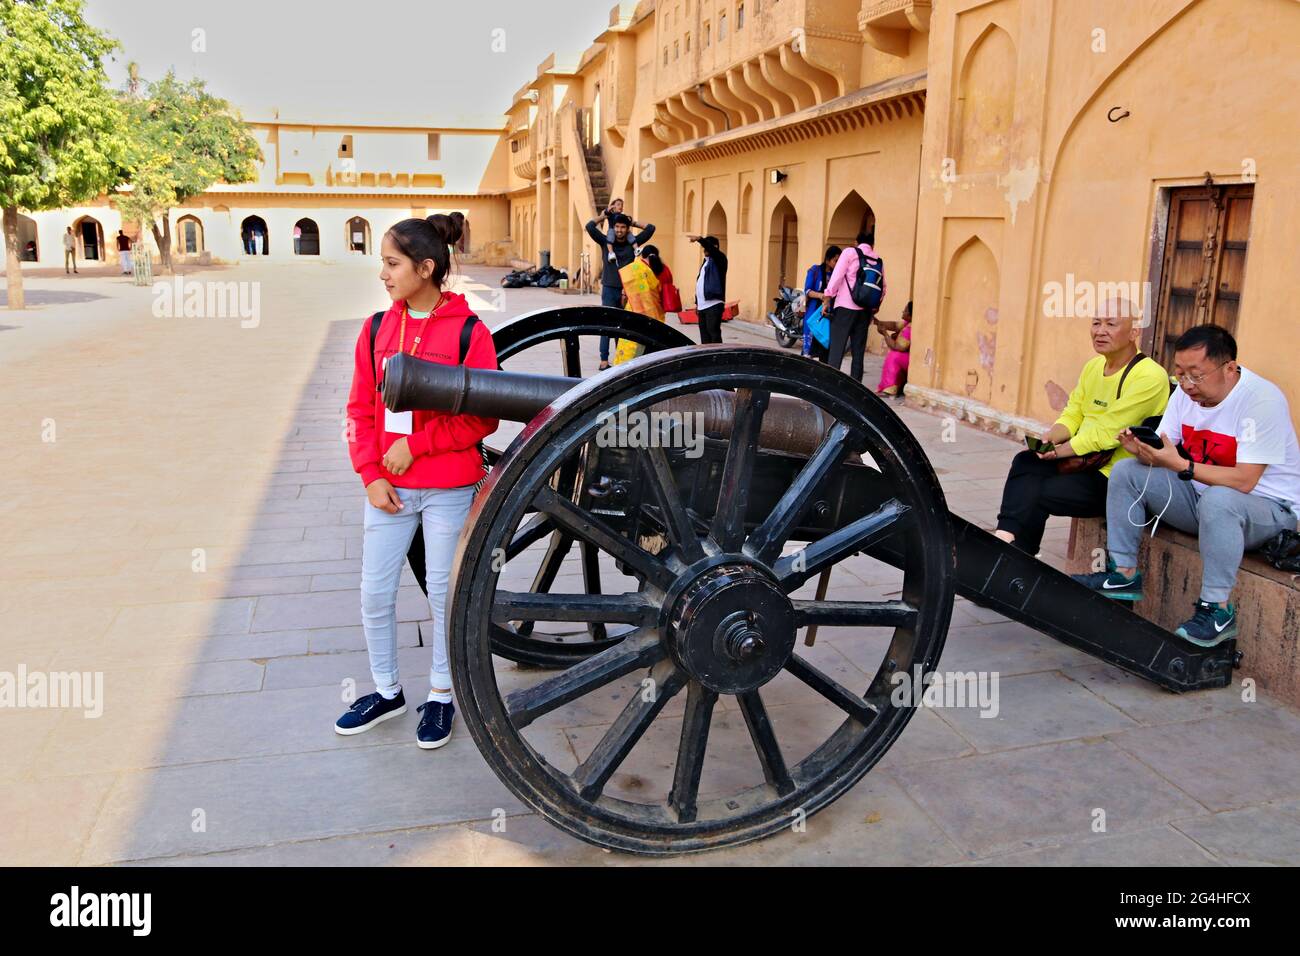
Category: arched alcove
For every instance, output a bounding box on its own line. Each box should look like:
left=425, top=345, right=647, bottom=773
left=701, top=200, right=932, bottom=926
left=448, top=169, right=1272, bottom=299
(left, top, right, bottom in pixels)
left=346, top=216, right=370, bottom=254
left=766, top=196, right=799, bottom=304
left=294, top=218, right=320, bottom=255
left=17, top=214, right=38, bottom=261
left=706, top=201, right=728, bottom=256
left=177, top=215, right=204, bottom=254
left=684, top=189, right=696, bottom=233
left=739, top=183, right=753, bottom=234
left=940, top=236, right=1001, bottom=404
left=241, top=215, right=269, bottom=255
left=827, top=190, right=876, bottom=249
left=72, top=215, right=104, bottom=261
left=953, top=24, right=1017, bottom=175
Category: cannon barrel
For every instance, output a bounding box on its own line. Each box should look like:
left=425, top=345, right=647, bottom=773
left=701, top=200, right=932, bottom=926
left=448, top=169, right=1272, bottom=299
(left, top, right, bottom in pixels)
left=383, top=351, right=838, bottom=457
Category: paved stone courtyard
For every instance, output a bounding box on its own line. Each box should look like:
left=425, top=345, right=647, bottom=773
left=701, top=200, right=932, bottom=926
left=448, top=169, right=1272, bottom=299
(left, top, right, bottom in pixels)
left=2, top=259, right=1299, bottom=866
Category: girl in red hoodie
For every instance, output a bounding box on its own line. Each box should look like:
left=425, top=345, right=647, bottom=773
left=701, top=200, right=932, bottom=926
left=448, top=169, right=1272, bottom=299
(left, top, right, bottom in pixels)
left=335, top=212, right=499, bottom=749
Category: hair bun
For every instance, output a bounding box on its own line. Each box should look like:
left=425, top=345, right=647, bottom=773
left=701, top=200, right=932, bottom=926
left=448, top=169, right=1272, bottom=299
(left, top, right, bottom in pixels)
left=426, top=211, right=464, bottom=247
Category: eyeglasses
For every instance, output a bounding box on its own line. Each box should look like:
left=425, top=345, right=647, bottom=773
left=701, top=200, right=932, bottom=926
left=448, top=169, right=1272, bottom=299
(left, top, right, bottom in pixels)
left=1175, top=361, right=1230, bottom=387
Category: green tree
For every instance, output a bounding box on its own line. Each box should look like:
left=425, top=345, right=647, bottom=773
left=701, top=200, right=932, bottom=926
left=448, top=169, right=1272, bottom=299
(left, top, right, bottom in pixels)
left=118, top=71, right=261, bottom=273
left=0, top=0, right=128, bottom=310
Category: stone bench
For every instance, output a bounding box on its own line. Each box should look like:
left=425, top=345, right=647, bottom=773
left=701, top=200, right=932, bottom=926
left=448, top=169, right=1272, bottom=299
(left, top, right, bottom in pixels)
left=1067, top=517, right=1300, bottom=707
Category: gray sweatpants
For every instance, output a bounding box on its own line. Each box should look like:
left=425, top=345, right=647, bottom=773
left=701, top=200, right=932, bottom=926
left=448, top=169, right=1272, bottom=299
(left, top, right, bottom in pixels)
left=1106, top=457, right=1298, bottom=603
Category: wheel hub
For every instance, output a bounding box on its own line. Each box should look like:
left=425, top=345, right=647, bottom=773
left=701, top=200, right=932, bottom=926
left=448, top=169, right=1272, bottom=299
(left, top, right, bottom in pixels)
left=668, top=563, right=796, bottom=694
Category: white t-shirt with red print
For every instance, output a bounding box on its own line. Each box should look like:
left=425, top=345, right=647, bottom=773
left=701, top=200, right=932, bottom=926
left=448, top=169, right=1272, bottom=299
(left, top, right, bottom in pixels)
left=1157, top=367, right=1300, bottom=519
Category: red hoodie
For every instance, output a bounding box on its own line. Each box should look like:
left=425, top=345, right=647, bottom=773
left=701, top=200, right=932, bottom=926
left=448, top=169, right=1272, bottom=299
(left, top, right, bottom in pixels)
left=346, top=294, right=499, bottom=490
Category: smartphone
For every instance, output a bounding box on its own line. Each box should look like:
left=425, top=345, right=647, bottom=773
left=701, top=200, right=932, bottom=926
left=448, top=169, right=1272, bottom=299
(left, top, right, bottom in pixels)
left=1026, top=436, right=1055, bottom=454
left=1128, top=425, right=1164, bottom=449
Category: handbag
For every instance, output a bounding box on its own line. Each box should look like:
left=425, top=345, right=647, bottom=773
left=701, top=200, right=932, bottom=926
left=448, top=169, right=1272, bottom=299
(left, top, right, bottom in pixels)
left=1261, top=529, right=1300, bottom=573
left=805, top=301, right=830, bottom=349
left=1055, top=352, right=1150, bottom=475
left=661, top=280, right=682, bottom=313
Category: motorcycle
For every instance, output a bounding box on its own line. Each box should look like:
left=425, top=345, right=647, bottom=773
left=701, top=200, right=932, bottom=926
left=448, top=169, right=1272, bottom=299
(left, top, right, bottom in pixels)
left=766, top=285, right=805, bottom=349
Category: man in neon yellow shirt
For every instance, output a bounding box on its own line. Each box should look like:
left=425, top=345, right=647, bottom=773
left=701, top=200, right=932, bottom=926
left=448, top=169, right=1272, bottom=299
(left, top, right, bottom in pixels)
left=994, top=304, right=1170, bottom=555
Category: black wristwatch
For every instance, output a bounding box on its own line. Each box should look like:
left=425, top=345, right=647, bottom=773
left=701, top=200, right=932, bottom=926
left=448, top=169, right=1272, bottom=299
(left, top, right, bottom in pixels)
left=1178, top=460, right=1195, bottom=482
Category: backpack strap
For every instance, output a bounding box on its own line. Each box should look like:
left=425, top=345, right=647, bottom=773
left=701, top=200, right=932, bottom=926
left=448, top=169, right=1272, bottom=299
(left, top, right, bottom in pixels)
left=1115, top=351, right=1147, bottom=400
left=368, top=310, right=385, bottom=389
left=458, top=313, right=479, bottom=365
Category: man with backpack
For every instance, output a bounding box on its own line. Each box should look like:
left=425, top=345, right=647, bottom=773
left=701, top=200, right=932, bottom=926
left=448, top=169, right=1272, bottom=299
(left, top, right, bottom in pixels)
left=822, top=229, right=885, bottom=382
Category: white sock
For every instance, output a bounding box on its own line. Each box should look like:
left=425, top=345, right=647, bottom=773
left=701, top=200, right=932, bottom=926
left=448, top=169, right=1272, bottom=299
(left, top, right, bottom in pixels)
left=428, top=688, right=453, bottom=705
left=377, top=682, right=401, bottom=701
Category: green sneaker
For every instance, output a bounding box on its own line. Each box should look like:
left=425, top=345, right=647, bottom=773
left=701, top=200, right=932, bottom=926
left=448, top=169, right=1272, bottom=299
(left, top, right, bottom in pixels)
left=1070, top=569, right=1144, bottom=601
left=1174, top=600, right=1238, bottom=647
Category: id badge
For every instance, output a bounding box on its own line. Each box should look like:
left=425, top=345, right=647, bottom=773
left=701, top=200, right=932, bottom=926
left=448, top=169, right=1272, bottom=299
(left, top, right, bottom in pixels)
left=385, top=408, right=413, bottom=435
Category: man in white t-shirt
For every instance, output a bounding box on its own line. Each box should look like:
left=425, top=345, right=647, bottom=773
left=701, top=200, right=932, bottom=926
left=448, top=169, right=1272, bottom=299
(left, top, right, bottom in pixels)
left=1073, top=325, right=1300, bottom=646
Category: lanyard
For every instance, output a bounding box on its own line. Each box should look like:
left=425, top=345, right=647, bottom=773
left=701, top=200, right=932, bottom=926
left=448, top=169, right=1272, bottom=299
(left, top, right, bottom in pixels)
left=397, top=293, right=447, bottom=357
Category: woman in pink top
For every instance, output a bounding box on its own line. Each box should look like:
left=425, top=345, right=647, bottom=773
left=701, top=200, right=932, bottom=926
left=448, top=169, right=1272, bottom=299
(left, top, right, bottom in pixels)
left=822, top=229, right=886, bottom=383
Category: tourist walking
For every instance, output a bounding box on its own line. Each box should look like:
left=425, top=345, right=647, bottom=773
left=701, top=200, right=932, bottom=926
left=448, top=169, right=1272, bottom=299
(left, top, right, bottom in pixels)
left=823, top=230, right=885, bottom=382
left=116, top=230, right=132, bottom=275
left=63, top=227, right=77, bottom=274
left=338, top=211, right=500, bottom=749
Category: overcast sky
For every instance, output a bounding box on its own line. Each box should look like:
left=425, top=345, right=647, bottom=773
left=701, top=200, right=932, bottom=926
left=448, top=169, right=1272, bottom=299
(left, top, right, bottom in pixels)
left=84, top=0, right=615, bottom=125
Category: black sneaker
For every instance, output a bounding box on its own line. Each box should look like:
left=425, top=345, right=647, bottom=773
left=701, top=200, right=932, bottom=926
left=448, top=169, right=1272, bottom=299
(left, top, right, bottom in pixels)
left=1070, top=569, right=1144, bottom=600
left=416, top=700, right=455, bottom=750
left=1174, top=600, right=1238, bottom=647
left=334, top=690, right=406, bottom=736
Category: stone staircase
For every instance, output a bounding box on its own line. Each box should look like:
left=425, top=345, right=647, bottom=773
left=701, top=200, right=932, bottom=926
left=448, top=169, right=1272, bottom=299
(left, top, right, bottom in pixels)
left=584, top=141, right=611, bottom=211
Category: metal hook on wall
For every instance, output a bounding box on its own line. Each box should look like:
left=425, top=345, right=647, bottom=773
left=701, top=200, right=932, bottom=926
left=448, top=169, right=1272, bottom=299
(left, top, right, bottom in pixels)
left=1107, top=106, right=1130, bottom=123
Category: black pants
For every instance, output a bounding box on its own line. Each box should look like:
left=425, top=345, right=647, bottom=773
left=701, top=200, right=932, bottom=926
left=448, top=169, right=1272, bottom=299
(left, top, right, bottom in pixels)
left=827, top=306, right=870, bottom=381
left=697, top=303, right=724, bottom=344
left=996, top=450, right=1109, bottom=554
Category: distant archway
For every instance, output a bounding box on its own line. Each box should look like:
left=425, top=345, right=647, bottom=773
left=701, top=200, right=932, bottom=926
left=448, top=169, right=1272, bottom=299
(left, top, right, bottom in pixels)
left=177, top=215, right=204, bottom=254
left=73, top=215, right=104, bottom=261
left=705, top=201, right=728, bottom=256
left=346, top=216, right=370, bottom=254
left=827, top=190, right=876, bottom=250
left=294, top=218, right=320, bottom=255
left=18, top=214, right=38, bottom=261
left=241, top=215, right=269, bottom=255
left=766, top=197, right=799, bottom=302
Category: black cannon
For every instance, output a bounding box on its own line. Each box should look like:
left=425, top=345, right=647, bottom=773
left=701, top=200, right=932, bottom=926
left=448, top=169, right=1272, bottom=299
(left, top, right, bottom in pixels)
left=383, top=306, right=1239, bottom=856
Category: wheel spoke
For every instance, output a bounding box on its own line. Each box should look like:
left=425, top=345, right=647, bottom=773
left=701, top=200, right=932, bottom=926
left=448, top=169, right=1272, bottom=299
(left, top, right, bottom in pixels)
left=572, top=660, right=687, bottom=801
left=504, top=629, right=665, bottom=728
left=491, top=591, right=659, bottom=625
left=579, top=540, right=608, bottom=642
left=504, top=513, right=554, bottom=561
left=710, top=388, right=770, bottom=552
left=784, top=654, right=878, bottom=725
left=737, top=690, right=795, bottom=796
left=746, top=422, right=855, bottom=564
left=668, top=681, right=718, bottom=823
left=792, top=599, right=918, bottom=629
left=535, top=485, right=677, bottom=591
left=517, top=531, right=574, bottom=636
left=775, top=498, right=910, bottom=590
left=642, top=444, right=705, bottom=563
left=561, top=333, right=582, bottom=378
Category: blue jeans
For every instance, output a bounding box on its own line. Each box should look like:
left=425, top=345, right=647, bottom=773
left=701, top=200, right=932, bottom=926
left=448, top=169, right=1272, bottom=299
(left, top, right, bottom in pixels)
left=1106, top=458, right=1297, bottom=603
left=600, top=284, right=623, bottom=361
left=361, top=484, right=476, bottom=696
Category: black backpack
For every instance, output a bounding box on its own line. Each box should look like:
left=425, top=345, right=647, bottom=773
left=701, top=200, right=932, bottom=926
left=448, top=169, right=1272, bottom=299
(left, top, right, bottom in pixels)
left=847, top=247, right=885, bottom=312
left=368, top=309, right=489, bottom=601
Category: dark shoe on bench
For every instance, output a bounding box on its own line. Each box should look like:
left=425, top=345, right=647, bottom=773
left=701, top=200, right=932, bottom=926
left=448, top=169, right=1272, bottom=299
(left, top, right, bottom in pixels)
left=1070, top=569, right=1144, bottom=601
left=1174, top=600, right=1238, bottom=647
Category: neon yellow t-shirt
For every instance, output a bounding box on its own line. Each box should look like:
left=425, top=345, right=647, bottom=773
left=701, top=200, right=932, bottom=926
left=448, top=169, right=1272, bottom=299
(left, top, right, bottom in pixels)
left=1054, top=354, right=1171, bottom=477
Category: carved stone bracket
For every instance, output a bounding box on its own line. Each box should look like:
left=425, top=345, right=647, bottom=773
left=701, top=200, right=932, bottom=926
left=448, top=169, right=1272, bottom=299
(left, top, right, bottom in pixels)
left=858, top=0, right=932, bottom=57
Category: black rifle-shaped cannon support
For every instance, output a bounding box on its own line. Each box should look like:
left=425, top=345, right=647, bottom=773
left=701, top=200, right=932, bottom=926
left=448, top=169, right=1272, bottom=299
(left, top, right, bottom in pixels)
left=378, top=307, right=1239, bottom=855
